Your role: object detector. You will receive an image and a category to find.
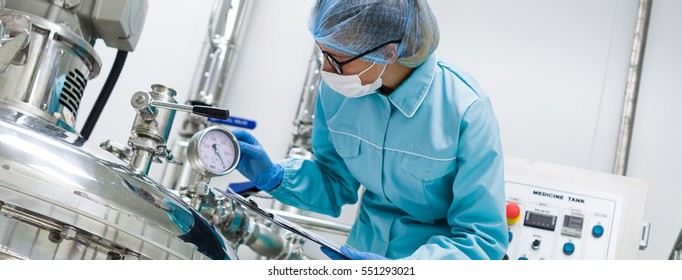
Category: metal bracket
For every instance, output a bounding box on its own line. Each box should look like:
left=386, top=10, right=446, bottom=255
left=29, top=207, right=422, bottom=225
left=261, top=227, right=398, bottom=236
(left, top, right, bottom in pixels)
left=0, top=14, right=31, bottom=74
left=100, top=139, right=132, bottom=162
left=640, top=221, right=651, bottom=250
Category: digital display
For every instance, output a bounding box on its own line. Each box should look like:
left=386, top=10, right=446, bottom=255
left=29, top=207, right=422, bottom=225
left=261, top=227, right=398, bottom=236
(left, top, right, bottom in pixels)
left=561, top=214, right=585, bottom=238
left=564, top=215, right=584, bottom=229
left=524, top=211, right=557, bottom=231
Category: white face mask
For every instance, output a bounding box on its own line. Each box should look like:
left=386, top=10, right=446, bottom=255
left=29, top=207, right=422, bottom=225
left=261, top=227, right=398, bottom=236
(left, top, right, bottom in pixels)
left=321, top=63, right=387, bottom=98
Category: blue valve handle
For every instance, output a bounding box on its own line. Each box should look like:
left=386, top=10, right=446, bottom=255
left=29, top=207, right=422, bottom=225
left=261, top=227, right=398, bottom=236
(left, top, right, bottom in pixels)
left=209, top=116, right=257, bottom=130
left=228, top=182, right=260, bottom=197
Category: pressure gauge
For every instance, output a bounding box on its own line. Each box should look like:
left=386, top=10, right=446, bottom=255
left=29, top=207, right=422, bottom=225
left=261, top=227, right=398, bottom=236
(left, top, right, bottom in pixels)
left=187, top=126, right=240, bottom=177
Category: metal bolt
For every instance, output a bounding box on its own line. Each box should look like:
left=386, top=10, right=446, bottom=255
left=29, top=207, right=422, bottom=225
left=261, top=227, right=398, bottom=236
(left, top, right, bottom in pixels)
left=60, top=225, right=77, bottom=240
left=48, top=229, right=62, bottom=243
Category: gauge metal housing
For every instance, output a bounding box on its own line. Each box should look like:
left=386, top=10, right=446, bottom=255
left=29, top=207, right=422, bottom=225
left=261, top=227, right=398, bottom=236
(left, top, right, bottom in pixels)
left=187, top=126, right=240, bottom=177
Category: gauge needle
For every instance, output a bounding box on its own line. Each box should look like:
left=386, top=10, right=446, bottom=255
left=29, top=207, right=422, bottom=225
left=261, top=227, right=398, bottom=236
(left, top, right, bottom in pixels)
left=212, top=143, right=226, bottom=167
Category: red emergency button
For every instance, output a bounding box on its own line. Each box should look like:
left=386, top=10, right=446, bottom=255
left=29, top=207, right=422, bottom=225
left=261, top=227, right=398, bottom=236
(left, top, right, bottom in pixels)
left=506, top=202, right=521, bottom=225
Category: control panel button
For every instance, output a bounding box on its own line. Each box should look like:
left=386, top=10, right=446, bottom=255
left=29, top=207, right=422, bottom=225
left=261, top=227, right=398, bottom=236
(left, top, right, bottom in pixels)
left=563, top=242, right=575, bottom=255
left=506, top=202, right=521, bottom=225
left=531, top=239, right=541, bottom=250
left=592, top=225, right=604, bottom=238
left=518, top=256, right=529, bottom=260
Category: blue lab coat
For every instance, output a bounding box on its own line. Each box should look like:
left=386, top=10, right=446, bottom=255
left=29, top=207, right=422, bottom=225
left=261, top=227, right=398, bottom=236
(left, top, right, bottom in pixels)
left=270, top=54, right=508, bottom=259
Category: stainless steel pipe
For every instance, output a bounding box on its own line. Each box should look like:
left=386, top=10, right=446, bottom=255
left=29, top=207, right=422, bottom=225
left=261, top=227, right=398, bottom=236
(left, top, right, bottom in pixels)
left=189, top=0, right=251, bottom=105
left=613, top=0, right=653, bottom=176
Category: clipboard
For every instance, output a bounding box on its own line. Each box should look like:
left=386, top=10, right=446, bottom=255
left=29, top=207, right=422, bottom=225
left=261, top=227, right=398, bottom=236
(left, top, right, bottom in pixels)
left=213, top=186, right=350, bottom=259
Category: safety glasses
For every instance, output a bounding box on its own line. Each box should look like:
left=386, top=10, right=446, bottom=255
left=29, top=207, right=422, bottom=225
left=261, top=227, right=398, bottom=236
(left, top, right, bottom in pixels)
left=318, top=39, right=401, bottom=75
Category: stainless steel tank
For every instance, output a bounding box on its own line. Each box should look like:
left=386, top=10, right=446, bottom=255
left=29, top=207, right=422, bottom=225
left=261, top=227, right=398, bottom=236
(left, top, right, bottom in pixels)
left=0, top=106, right=237, bottom=260
left=0, top=4, right=238, bottom=260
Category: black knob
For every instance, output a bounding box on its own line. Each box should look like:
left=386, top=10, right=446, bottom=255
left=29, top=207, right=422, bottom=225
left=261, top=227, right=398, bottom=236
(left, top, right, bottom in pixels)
left=531, top=239, right=541, bottom=250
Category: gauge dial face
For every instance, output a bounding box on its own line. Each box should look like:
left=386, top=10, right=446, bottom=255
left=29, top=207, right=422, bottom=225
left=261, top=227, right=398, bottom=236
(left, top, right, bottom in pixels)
left=190, top=127, right=240, bottom=176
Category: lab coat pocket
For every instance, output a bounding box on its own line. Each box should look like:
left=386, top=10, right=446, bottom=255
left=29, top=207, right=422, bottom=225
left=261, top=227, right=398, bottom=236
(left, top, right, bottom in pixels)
left=330, top=132, right=361, bottom=158
left=399, top=154, right=457, bottom=221
left=400, top=154, right=456, bottom=181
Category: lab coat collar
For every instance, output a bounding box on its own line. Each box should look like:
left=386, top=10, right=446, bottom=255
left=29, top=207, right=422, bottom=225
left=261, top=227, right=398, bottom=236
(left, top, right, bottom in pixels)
left=387, top=54, right=437, bottom=118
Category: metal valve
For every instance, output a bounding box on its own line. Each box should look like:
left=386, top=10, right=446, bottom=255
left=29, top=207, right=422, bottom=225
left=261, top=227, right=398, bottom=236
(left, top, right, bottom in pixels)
left=103, top=84, right=231, bottom=175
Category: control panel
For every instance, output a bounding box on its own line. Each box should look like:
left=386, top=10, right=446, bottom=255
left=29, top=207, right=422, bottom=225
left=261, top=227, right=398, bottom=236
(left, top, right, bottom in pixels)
left=504, top=157, right=648, bottom=260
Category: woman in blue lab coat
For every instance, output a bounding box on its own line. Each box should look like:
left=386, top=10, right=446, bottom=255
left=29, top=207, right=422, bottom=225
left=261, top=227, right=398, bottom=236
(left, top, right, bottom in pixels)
left=233, top=0, right=508, bottom=260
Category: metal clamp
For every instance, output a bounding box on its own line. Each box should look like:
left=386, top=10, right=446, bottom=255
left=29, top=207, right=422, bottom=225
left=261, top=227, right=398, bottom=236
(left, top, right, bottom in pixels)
left=100, top=139, right=132, bottom=161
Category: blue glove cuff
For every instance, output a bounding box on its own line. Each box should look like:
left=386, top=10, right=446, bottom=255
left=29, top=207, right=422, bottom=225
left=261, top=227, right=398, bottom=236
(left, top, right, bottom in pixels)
left=258, top=163, right=284, bottom=191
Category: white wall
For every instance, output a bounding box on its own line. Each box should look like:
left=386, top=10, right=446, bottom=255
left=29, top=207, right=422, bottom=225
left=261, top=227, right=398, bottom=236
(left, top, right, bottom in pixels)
left=75, top=0, right=680, bottom=259
left=627, top=0, right=682, bottom=260
left=429, top=0, right=637, bottom=172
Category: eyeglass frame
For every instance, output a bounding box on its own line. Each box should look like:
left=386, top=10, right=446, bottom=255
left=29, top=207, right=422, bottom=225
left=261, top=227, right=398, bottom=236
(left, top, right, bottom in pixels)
left=317, top=39, right=401, bottom=75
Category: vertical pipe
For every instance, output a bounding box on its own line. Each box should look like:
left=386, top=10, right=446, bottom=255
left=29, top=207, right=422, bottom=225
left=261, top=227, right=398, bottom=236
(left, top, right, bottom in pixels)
left=189, top=0, right=251, bottom=106
left=287, top=47, right=322, bottom=159
left=613, top=0, right=652, bottom=176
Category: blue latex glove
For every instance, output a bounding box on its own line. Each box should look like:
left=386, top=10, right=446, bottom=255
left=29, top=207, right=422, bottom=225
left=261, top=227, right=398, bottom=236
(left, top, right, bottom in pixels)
left=232, top=129, right=283, bottom=191
left=321, top=246, right=389, bottom=260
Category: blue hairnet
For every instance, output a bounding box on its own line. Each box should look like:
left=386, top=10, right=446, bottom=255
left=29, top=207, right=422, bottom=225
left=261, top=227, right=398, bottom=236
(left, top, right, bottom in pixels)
left=309, top=0, right=439, bottom=68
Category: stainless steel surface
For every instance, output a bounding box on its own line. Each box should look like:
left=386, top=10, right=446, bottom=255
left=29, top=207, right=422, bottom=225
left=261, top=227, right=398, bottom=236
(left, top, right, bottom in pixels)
left=0, top=11, right=101, bottom=132
left=267, top=209, right=351, bottom=236
left=215, top=187, right=343, bottom=258
left=0, top=107, right=237, bottom=259
left=614, top=0, right=652, bottom=176
left=130, top=84, right=178, bottom=144
left=150, top=100, right=193, bottom=113
left=197, top=187, right=304, bottom=260
left=124, top=84, right=179, bottom=175
left=190, top=0, right=251, bottom=106
left=160, top=139, right=197, bottom=191
left=0, top=13, right=31, bottom=73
